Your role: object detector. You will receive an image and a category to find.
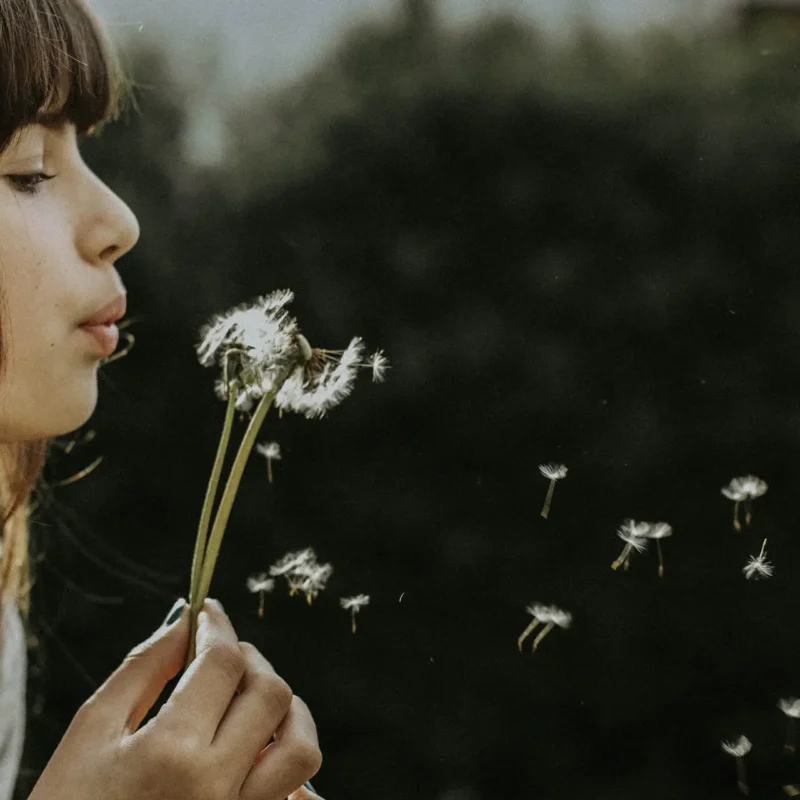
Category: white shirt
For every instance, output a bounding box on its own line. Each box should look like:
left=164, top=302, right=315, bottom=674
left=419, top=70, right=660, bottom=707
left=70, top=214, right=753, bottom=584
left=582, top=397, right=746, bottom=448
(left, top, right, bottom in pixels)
left=0, top=600, right=25, bottom=800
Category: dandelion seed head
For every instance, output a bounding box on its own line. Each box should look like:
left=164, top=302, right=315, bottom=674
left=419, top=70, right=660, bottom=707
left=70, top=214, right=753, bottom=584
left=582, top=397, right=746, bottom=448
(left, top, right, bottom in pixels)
left=269, top=547, right=317, bottom=577
left=369, top=350, right=389, bottom=382
left=528, top=603, right=572, bottom=629
left=722, top=475, right=768, bottom=501
left=721, top=735, right=752, bottom=757
left=247, top=572, right=275, bottom=593
left=616, top=519, right=651, bottom=552
left=538, top=463, right=568, bottom=480
left=779, top=698, right=800, bottom=718
left=256, top=441, right=282, bottom=461
left=645, top=522, right=673, bottom=539
left=743, top=554, right=774, bottom=580
left=340, top=594, right=370, bottom=611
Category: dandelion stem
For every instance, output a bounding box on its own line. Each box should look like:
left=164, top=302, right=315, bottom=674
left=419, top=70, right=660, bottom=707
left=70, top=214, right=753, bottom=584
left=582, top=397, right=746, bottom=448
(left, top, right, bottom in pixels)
left=193, top=364, right=294, bottom=645
left=787, top=718, right=796, bottom=754
left=657, top=540, right=664, bottom=578
left=541, top=479, right=556, bottom=519
left=267, top=459, right=273, bottom=484
left=611, top=542, right=631, bottom=571
left=258, top=591, right=265, bottom=618
left=733, top=500, right=741, bottom=532
left=186, top=367, right=238, bottom=666
left=745, top=499, right=752, bottom=527
left=736, top=755, right=749, bottom=795
left=351, top=612, right=357, bottom=634
left=518, top=618, right=540, bottom=651
left=532, top=621, right=555, bottom=652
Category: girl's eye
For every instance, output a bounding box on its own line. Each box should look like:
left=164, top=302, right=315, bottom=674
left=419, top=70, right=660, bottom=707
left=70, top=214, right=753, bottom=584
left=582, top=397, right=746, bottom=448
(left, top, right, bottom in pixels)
left=6, top=172, right=55, bottom=195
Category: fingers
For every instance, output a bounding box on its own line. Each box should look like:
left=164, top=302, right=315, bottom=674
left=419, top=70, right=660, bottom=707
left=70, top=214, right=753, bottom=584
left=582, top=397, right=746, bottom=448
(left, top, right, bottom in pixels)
left=239, top=696, right=322, bottom=800
left=155, top=599, right=245, bottom=741
left=89, top=599, right=191, bottom=735
left=212, top=642, right=294, bottom=777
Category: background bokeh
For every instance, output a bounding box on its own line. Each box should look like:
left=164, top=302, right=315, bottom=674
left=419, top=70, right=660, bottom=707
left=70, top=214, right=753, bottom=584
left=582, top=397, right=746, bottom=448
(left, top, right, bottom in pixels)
left=14, top=2, right=800, bottom=798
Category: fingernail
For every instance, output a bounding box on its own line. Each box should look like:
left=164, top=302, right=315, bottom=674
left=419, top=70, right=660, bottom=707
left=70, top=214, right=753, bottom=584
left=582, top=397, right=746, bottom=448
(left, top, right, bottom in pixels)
left=162, top=598, right=186, bottom=627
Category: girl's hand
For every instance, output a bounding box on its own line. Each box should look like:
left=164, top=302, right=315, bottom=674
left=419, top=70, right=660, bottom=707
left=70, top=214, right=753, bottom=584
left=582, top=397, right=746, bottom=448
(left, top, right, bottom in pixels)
left=28, top=598, right=321, bottom=800
left=289, top=785, right=326, bottom=800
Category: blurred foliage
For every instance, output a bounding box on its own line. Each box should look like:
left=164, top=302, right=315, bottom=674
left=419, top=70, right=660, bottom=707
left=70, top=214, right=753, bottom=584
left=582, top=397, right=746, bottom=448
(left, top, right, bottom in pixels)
left=17, top=7, right=800, bottom=799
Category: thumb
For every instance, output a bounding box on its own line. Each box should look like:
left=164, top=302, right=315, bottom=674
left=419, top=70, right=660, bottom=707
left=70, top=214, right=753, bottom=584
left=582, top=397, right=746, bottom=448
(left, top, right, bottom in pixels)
left=91, top=599, right=190, bottom=735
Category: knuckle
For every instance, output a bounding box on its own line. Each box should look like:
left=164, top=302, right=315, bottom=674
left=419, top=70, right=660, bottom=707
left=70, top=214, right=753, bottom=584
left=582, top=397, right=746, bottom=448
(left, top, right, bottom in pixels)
left=206, top=641, right=245, bottom=683
left=288, top=741, right=323, bottom=778
left=255, top=672, right=294, bottom=719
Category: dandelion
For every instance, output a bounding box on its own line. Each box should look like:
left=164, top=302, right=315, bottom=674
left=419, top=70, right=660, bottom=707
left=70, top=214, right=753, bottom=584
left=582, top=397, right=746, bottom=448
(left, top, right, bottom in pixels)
left=721, top=735, right=752, bottom=795
left=246, top=572, right=275, bottom=617
left=256, top=440, right=282, bottom=483
left=538, top=463, right=568, bottom=519
left=340, top=594, right=370, bottom=633
left=269, top=547, right=317, bottom=578
left=645, top=522, right=673, bottom=578
left=270, top=548, right=332, bottom=604
left=779, top=698, right=800, bottom=753
left=610, top=519, right=651, bottom=571
left=369, top=350, right=389, bottom=382
left=184, top=289, right=386, bottom=663
left=742, top=538, right=774, bottom=580
left=517, top=603, right=572, bottom=653
left=722, top=475, right=768, bottom=531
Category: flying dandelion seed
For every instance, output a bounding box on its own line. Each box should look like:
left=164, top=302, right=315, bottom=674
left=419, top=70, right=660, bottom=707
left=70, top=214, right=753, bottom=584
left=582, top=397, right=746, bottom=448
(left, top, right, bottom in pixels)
left=722, top=475, right=768, bottom=531
left=269, top=547, right=317, bottom=578
left=537, top=463, right=568, bottom=519
left=517, top=603, right=572, bottom=653
left=272, top=549, right=333, bottom=605
left=779, top=698, right=800, bottom=753
left=184, top=288, right=387, bottom=663
left=610, top=519, right=650, bottom=571
left=340, top=594, right=370, bottom=633
left=644, top=522, right=673, bottom=578
left=246, top=572, right=275, bottom=617
left=743, top=538, right=774, bottom=580
left=721, top=735, right=752, bottom=795
left=255, top=440, right=282, bottom=483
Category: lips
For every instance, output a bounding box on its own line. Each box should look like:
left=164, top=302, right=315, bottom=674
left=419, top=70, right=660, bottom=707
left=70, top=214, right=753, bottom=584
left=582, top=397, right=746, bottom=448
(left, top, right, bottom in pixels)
left=80, top=294, right=127, bottom=327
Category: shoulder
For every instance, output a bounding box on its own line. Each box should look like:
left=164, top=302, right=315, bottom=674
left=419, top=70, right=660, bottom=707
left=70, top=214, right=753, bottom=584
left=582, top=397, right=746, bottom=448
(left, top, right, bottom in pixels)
left=0, top=599, right=26, bottom=800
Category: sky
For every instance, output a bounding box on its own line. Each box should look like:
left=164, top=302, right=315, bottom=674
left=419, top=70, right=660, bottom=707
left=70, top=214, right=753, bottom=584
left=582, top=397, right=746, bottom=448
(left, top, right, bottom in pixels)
left=91, top=0, right=734, bottom=94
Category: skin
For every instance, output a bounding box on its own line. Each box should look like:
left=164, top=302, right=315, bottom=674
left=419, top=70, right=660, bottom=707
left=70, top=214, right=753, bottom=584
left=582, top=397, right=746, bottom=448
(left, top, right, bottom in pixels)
left=0, top=114, right=323, bottom=798
left=0, top=115, right=139, bottom=440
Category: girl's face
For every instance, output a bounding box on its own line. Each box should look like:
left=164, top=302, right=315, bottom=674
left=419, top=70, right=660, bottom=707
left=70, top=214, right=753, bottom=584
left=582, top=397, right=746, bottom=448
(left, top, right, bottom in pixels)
left=0, top=113, right=140, bottom=442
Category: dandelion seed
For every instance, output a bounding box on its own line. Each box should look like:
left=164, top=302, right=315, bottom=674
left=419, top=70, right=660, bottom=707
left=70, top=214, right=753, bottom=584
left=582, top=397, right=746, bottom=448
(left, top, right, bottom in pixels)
left=538, top=463, right=568, bottom=519
left=269, top=547, right=317, bottom=578
left=721, top=735, right=752, bottom=795
left=517, top=603, right=572, bottom=653
left=645, top=522, right=673, bottom=578
left=780, top=698, right=800, bottom=753
left=722, top=475, right=768, bottom=531
left=340, top=594, right=370, bottom=633
left=256, top=440, right=282, bottom=483
left=742, top=538, right=774, bottom=580
left=611, top=519, right=650, bottom=571
left=369, top=350, right=389, bottom=382
left=246, top=572, right=275, bottom=617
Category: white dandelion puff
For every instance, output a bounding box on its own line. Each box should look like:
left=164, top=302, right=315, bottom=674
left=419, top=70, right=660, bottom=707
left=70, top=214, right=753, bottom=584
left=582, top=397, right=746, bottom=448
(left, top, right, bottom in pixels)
left=722, top=475, right=768, bottom=531
left=246, top=572, right=275, bottom=617
left=538, top=463, right=568, bottom=519
left=780, top=698, right=800, bottom=753
left=611, top=519, right=651, bottom=571
left=721, top=735, right=752, bottom=795
left=340, top=594, right=370, bottom=633
left=369, top=350, right=389, bottom=382
left=290, top=561, right=334, bottom=605
left=517, top=603, right=572, bottom=653
left=742, top=538, right=773, bottom=580
left=269, top=547, right=317, bottom=578
left=256, top=440, right=282, bottom=483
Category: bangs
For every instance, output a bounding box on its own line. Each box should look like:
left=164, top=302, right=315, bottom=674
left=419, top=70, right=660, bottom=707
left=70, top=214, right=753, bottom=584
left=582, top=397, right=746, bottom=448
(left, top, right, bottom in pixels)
left=0, top=0, right=133, bottom=154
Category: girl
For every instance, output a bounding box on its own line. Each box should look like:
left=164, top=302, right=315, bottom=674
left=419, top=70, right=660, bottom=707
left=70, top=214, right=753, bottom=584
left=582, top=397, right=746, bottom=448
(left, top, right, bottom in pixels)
left=0, top=1, right=324, bottom=798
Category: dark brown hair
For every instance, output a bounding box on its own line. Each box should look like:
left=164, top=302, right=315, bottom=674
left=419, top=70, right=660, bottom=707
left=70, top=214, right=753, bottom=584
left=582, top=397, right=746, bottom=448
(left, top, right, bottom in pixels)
left=0, top=0, right=134, bottom=616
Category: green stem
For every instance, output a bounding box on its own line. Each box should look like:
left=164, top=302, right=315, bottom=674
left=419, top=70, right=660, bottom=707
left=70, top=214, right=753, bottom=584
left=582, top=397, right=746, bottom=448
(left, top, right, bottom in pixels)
left=185, top=381, right=238, bottom=667
left=194, top=367, right=292, bottom=619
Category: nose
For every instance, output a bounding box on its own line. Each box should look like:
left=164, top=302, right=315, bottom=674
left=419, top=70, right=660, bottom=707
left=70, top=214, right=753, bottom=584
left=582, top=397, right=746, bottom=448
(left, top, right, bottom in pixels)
left=78, top=170, right=141, bottom=267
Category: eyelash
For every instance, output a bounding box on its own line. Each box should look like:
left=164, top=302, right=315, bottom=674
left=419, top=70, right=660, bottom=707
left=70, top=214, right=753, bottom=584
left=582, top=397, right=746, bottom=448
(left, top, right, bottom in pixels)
left=7, top=172, right=56, bottom=195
